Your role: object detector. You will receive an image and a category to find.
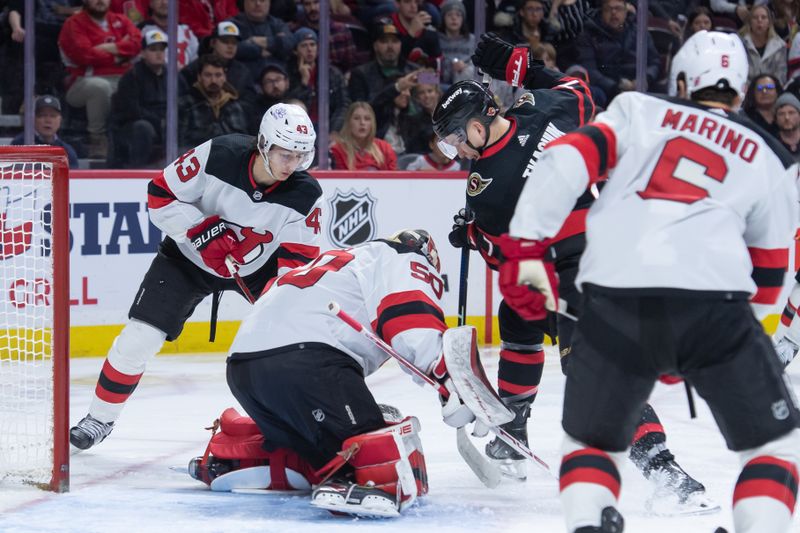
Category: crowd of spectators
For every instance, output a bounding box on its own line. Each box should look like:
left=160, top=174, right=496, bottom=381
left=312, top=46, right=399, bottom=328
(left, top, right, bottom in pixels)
left=2, top=0, right=800, bottom=169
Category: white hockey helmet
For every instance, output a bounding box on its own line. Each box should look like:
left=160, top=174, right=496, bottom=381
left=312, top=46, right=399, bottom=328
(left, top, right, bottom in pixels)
left=389, top=229, right=441, bottom=272
left=258, top=103, right=316, bottom=173
left=668, top=30, right=748, bottom=101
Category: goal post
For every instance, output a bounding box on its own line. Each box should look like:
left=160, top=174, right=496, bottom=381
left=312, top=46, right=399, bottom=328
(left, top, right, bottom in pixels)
left=0, top=146, right=69, bottom=492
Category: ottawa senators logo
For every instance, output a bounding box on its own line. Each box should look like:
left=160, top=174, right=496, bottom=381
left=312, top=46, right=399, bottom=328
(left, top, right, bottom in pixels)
left=466, top=173, right=493, bottom=197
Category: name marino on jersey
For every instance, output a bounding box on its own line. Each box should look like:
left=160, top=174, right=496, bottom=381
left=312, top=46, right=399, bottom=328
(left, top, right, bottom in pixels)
left=661, top=107, right=758, bottom=162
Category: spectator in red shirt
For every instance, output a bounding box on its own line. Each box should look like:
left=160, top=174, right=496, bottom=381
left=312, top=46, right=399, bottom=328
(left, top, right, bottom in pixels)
left=58, top=0, right=142, bottom=158
left=331, top=102, right=397, bottom=171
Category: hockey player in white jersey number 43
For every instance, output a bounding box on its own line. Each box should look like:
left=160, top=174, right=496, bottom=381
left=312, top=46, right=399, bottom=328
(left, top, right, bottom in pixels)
left=188, top=230, right=490, bottom=517
left=70, top=104, right=325, bottom=450
left=498, top=31, right=800, bottom=533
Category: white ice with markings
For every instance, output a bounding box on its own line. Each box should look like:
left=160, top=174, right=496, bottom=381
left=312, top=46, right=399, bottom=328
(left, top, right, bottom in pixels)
left=1, top=349, right=798, bottom=533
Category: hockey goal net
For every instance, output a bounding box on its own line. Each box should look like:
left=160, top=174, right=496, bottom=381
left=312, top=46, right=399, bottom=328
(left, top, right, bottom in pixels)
left=0, top=146, right=69, bottom=492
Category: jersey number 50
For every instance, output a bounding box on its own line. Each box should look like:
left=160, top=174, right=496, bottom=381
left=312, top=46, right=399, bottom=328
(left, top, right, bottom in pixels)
left=637, top=137, right=728, bottom=204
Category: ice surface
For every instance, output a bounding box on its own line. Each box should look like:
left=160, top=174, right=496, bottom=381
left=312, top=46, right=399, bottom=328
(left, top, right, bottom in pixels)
left=1, top=348, right=798, bottom=533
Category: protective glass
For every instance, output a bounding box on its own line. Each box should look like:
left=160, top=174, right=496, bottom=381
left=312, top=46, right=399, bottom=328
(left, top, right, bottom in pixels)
left=436, top=129, right=467, bottom=160
left=266, top=147, right=315, bottom=172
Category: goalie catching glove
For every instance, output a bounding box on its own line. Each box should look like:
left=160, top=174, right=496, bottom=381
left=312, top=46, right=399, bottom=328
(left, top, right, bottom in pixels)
left=186, top=216, right=245, bottom=277
left=470, top=32, right=543, bottom=88
left=498, top=234, right=558, bottom=321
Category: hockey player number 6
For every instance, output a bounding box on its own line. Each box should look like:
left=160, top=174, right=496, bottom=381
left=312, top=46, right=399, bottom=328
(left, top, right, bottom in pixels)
left=637, top=137, right=728, bottom=204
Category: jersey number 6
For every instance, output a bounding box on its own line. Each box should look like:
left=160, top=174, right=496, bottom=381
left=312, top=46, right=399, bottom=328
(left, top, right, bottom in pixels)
left=637, top=137, right=728, bottom=204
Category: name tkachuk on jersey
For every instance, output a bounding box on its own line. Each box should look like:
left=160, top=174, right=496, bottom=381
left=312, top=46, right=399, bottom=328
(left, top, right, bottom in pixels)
left=510, top=92, right=798, bottom=299
left=147, top=134, right=324, bottom=278
left=229, top=240, right=447, bottom=377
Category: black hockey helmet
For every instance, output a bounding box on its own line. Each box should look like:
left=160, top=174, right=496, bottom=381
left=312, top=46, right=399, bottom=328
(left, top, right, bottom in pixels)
left=432, top=80, right=500, bottom=159
left=389, top=229, right=441, bottom=273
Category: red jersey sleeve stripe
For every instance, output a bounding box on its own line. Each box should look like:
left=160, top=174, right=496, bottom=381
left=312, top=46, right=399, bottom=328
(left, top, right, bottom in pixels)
left=147, top=172, right=177, bottom=209
left=749, top=247, right=789, bottom=269
left=371, top=290, right=446, bottom=344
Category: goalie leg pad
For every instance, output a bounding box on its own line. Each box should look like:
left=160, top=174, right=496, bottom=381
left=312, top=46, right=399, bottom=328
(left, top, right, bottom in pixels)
left=312, top=416, right=427, bottom=516
left=190, top=408, right=320, bottom=491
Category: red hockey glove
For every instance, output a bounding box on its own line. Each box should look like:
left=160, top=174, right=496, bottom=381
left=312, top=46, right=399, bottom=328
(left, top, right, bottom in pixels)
left=470, top=32, right=543, bottom=88
left=498, top=234, right=558, bottom=321
left=186, top=216, right=244, bottom=277
left=430, top=354, right=475, bottom=429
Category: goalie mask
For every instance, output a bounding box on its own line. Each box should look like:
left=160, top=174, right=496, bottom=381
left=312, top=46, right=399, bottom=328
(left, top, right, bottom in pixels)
left=389, top=229, right=441, bottom=273
left=432, top=80, right=499, bottom=160
left=258, top=103, right=316, bottom=177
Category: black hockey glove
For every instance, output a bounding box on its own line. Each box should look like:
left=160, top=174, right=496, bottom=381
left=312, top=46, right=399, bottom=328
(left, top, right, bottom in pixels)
left=448, top=208, right=477, bottom=250
left=471, top=32, right=543, bottom=88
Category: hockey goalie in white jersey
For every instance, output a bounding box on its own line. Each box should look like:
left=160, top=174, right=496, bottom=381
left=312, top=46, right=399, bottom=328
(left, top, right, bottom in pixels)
left=496, top=31, right=800, bottom=533
left=189, top=230, right=483, bottom=517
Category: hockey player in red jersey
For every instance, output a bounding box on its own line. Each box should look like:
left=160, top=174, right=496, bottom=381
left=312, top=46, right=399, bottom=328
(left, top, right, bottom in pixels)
left=432, top=32, right=709, bottom=510
left=205, top=230, right=476, bottom=517
left=70, top=103, right=324, bottom=450
left=500, top=31, right=800, bottom=533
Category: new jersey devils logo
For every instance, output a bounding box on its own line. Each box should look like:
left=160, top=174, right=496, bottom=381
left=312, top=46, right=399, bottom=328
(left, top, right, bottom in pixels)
left=225, top=223, right=274, bottom=264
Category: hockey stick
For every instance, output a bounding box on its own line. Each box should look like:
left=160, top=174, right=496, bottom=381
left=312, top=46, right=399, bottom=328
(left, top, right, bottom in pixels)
left=328, top=303, right=553, bottom=482
left=453, top=210, right=504, bottom=485
left=327, top=301, right=499, bottom=487
left=225, top=255, right=256, bottom=305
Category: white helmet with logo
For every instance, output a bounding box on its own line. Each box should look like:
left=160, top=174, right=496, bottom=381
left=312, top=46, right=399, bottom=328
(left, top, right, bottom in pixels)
left=258, top=103, right=316, bottom=173
left=669, top=30, right=748, bottom=102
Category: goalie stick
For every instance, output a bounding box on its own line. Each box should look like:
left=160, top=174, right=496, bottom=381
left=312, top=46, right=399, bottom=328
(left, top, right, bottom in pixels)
left=225, top=255, right=256, bottom=304
left=328, top=302, right=553, bottom=481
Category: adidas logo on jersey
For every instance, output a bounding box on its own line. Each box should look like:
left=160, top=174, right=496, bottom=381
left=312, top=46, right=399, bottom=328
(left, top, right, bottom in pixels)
left=517, top=134, right=530, bottom=147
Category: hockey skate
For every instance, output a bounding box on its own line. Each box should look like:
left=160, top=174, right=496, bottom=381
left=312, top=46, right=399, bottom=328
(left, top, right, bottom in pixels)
left=573, top=506, right=625, bottom=533
left=640, top=449, right=720, bottom=516
left=69, top=414, right=114, bottom=450
left=311, top=479, right=401, bottom=518
left=484, top=399, right=530, bottom=480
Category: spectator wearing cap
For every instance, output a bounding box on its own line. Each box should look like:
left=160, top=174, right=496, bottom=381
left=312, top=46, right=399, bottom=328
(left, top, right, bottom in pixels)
left=12, top=96, right=79, bottom=168
left=181, top=21, right=255, bottom=100
left=244, top=61, right=290, bottom=134
left=229, top=0, right=294, bottom=80
left=109, top=29, right=178, bottom=168
left=179, top=54, right=249, bottom=150
left=296, top=0, right=361, bottom=72
left=391, top=0, right=442, bottom=67
left=349, top=19, right=416, bottom=108
left=438, top=0, right=475, bottom=84
left=775, top=92, right=800, bottom=161
left=139, top=0, right=199, bottom=70
left=58, top=0, right=142, bottom=159
left=287, top=27, right=350, bottom=131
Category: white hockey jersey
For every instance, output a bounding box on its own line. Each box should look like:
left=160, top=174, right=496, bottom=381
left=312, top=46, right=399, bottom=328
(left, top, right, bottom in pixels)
left=229, top=240, right=447, bottom=378
left=147, top=134, right=323, bottom=278
left=509, top=92, right=800, bottom=302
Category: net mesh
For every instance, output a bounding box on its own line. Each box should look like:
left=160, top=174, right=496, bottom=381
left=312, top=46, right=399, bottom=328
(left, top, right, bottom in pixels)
left=0, top=162, right=55, bottom=487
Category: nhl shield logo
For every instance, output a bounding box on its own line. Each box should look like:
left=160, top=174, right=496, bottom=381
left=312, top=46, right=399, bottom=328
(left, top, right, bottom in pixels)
left=771, top=400, right=790, bottom=420
left=328, top=189, right=377, bottom=247
left=312, top=408, right=325, bottom=422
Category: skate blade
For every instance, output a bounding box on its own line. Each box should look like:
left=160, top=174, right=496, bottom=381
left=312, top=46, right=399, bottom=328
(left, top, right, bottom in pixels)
left=489, top=458, right=527, bottom=481
left=310, top=499, right=400, bottom=518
